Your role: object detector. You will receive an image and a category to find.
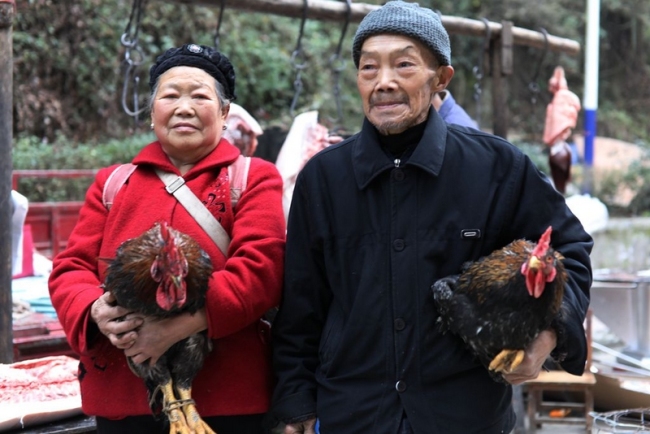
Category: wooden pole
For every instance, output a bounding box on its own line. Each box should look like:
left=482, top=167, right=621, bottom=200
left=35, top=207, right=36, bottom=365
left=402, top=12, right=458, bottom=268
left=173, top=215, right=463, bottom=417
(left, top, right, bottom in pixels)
left=490, top=21, right=512, bottom=139
left=0, top=0, right=15, bottom=364
left=169, top=0, right=580, bottom=55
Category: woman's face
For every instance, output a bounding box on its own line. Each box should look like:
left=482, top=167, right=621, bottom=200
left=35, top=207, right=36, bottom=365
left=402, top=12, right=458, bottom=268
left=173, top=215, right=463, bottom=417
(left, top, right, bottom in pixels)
left=151, top=66, right=229, bottom=165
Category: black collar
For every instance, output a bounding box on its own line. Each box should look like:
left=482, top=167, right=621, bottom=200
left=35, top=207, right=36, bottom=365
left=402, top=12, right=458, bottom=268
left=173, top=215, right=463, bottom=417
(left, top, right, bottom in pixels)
left=377, top=120, right=427, bottom=159
left=352, top=107, right=448, bottom=190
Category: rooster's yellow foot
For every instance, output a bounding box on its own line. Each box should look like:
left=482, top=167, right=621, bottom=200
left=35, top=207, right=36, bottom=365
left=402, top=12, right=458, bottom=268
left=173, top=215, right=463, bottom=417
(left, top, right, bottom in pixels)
left=159, top=382, right=193, bottom=434
left=168, top=414, right=191, bottom=434
left=489, top=349, right=525, bottom=374
left=165, top=402, right=192, bottom=434
left=176, top=386, right=217, bottom=434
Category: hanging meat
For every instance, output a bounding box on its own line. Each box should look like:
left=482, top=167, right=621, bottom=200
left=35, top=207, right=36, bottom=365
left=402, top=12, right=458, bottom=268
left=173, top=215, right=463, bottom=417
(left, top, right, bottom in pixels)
left=542, top=66, right=581, bottom=194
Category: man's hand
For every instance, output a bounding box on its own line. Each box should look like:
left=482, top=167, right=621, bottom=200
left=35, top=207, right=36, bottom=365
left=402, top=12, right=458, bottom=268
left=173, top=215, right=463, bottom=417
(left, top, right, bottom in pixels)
left=284, top=418, right=317, bottom=434
left=327, top=134, right=344, bottom=145
left=503, top=329, right=557, bottom=385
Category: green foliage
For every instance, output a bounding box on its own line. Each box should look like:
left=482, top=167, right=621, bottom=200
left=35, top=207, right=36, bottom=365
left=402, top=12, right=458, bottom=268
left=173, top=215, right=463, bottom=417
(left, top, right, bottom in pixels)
left=12, top=132, right=154, bottom=202
left=12, top=1, right=366, bottom=141
left=510, top=140, right=550, bottom=176
left=620, top=151, right=650, bottom=216
left=597, top=105, right=650, bottom=144
left=13, top=133, right=152, bottom=169
left=13, top=0, right=131, bottom=140
left=13, top=0, right=650, bottom=143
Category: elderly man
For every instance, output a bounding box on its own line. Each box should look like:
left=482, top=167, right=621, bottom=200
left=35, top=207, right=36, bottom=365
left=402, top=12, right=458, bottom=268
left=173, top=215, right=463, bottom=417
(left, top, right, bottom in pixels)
left=268, top=2, right=593, bottom=433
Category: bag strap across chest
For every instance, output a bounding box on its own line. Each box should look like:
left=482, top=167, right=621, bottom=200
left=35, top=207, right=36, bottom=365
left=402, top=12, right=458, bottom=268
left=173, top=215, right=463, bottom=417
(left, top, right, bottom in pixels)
left=102, top=155, right=251, bottom=256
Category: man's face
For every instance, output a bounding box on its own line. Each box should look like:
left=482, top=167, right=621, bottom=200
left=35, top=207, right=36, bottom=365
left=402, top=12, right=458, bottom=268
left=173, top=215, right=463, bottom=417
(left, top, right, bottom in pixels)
left=357, top=34, right=454, bottom=135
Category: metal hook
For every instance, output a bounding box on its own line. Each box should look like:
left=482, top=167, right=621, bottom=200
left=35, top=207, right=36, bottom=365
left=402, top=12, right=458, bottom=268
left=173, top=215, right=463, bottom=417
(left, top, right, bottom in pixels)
left=472, top=18, right=491, bottom=84
left=214, top=0, right=226, bottom=50
left=331, top=0, right=352, bottom=63
left=121, top=0, right=146, bottom=49
left=121, top=63, right=145, bottom=118
left=528, top=27, right=549, bottom=104
left=120, top=0, right=147, bottom=124
left=472, top=18, right=491, bottom=127
left=290, top=0, right=309, bottom=116
left=327, top=0, right=352, bottom=131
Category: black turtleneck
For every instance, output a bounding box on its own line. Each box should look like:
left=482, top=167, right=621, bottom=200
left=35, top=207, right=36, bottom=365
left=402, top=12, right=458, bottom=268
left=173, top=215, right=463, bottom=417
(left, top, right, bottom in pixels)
left=375, top=119, right=428, bottom=161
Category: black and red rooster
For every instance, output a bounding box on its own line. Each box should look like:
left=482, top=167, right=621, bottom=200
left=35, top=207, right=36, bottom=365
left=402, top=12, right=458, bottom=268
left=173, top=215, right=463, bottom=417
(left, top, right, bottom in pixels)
left=103, top=221, right=215, bottom=434
left=432, top=226, right=566, bottom=382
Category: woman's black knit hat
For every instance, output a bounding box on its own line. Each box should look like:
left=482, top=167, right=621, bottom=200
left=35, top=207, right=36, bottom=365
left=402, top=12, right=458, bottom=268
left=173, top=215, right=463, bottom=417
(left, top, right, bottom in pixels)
left=352, top=1, right=451, bottom=68
left=149, top=44, right=236, bottom=101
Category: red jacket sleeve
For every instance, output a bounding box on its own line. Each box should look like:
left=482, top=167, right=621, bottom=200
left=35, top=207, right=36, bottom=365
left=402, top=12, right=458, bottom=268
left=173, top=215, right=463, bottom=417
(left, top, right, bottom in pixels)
left=48, top=166, right=117, bottom=355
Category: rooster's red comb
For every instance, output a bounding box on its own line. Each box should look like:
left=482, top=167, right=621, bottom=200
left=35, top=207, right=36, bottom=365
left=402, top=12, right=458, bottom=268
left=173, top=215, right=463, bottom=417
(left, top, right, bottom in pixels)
left=534, top=226, right=553, bottom=253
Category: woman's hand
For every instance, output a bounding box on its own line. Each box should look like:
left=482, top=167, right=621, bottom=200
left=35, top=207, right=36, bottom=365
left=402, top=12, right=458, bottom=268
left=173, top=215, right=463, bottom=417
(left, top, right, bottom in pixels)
left=125, top=308, right=208, bottom=365
left=90, top=291, right=143, bottom=350
left=502, top=329, right=557, bottom=385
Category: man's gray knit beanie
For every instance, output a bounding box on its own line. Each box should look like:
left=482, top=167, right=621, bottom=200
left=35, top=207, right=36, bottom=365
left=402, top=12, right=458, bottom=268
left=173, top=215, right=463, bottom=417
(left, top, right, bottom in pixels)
left=352, top=1, right=451, bottom=68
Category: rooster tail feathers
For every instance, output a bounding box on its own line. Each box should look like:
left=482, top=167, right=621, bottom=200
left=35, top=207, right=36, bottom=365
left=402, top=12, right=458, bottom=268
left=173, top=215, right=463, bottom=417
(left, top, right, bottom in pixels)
left=431, top=275, right=460, bottom=332
left=431, top=275, right=459, bottom=302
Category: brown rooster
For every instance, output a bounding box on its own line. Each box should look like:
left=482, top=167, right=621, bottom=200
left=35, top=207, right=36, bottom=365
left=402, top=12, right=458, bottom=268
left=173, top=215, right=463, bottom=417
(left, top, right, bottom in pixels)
left=431, top=226, right=566, bottom=382
left=102, top=221, right=215, bottom=434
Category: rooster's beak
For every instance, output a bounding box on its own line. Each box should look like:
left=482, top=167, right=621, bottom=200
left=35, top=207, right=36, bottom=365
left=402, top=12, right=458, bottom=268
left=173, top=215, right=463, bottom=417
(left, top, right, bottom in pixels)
left=528, top=255, right=542, bottom=271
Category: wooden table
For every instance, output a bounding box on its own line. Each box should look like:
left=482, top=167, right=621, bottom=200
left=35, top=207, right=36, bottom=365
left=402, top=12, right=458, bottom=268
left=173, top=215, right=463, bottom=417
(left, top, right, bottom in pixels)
left=12, top=313, right=74, bottom=361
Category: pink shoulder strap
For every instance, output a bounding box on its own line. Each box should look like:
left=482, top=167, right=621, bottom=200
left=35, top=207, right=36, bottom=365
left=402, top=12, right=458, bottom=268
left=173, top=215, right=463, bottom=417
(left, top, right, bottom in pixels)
left=102, top=156, right=250, bottom=210
left=103, top=163, right=138, bottom=209
left=228, top=155, right=251, bottom=207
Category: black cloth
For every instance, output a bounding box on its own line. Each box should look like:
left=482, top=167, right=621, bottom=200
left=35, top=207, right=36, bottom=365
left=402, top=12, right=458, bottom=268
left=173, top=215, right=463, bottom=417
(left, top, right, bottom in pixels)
left=377, top=120, right=427, bottom=159
left=96, top=413, right=266, bottom=434
left=269, top=107, right=593, bottom=434
left=398, top=414, right=414, bottom=434
left=148, top=44, right=236, bottom=100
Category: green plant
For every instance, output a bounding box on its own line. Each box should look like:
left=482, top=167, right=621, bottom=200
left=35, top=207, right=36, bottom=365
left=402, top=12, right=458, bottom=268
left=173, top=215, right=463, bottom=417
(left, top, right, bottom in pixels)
left=13, top=132, right=154, bottom=202
left=510, top=140, right=550, bottom=176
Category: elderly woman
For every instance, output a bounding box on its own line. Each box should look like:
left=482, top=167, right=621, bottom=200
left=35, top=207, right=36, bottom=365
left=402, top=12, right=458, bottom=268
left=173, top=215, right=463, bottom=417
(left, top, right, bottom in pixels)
left=49, top=44, right=285, bottom=434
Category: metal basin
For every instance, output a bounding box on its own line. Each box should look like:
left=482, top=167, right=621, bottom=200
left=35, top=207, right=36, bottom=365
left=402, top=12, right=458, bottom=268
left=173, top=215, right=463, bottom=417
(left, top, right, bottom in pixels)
left=591, top=271, right=650, bottom=358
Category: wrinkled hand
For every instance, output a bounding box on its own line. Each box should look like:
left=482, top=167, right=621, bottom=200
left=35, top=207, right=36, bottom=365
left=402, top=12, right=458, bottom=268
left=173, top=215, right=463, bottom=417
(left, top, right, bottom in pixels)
left=502, top=329, right=557, bottom=385
left=284, top=418, right=317, bottom=434
left=327, top=135, right=344, bottom=145
left=90, top=291, right=143, bottom=350
left=125, top=309, right=207, bottom=366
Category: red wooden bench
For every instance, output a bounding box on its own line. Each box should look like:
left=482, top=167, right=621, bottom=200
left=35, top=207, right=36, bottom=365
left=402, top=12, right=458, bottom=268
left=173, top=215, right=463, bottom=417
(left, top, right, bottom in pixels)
left=12, top=169, right=96, bottom=259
